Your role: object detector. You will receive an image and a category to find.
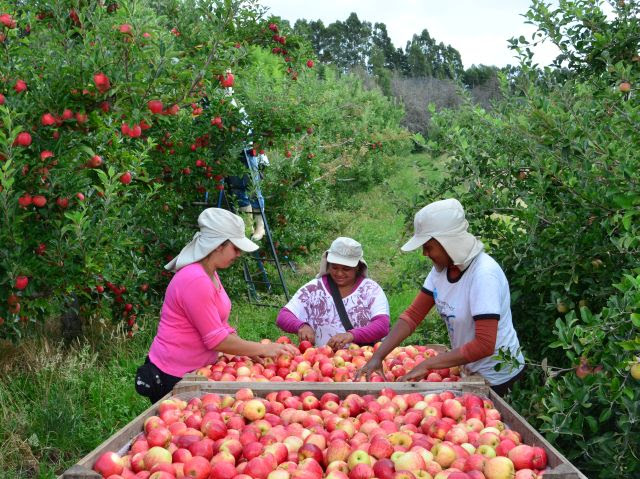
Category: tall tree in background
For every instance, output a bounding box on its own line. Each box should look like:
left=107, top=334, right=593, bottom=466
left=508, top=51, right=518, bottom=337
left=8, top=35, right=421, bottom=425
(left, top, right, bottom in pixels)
left=406, top=30, right=436, bottom=77
left=369, top=46, right=393, bottom=96
left=293, top=14, right=465, bottom=81
left=463, top=64, right=500, bottom=88
left=371, top=23, right=404, bottom=71
left=293, top=19, right=334, bottom=64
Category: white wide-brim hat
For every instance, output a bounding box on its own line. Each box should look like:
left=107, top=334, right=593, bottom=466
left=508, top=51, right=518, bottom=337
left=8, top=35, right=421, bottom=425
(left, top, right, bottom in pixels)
left=317, top=237, right=368, bottom=277
left=165, top=208, right=259, bottom=272
left=401, top=198, right=484, bottom=270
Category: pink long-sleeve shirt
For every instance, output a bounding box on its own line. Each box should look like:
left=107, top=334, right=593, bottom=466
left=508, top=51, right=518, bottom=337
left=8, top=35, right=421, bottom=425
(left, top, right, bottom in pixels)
left=277, top=275, right=390, bottom=345
left=149, top=263, right=235, bottom=377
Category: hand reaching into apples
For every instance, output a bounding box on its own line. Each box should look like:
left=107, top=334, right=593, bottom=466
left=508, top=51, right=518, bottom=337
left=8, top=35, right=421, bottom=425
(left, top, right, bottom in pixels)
left=326, top=332, right=354, bottom=351
left=355, top=356, right=389, bottom=382
left=397, top=361, right=430, bottom=382
left=260, top=342, right=298, bottom=358
left=297, top=324, right=315, bottom=345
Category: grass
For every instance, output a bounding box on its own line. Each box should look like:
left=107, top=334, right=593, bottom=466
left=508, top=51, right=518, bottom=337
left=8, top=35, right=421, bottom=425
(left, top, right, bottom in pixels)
left=0, top=151, right=449, bottom=478
left=0, top=323, right=154, bottom=478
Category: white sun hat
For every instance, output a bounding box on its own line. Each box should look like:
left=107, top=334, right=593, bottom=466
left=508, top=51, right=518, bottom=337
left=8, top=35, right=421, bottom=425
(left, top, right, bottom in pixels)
left=401, top=198, right=484, bottom=270
left=318, top=237, right=368, bottom=277
left=165, top=208, right=259, bottom=272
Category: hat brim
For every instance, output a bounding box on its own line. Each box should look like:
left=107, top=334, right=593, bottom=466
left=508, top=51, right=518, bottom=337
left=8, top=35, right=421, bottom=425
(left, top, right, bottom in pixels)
left=230, top=237, right=259, bottom=253
left=326, top=251, right=361, bottom=267
left=401, top=235, right=432, bottom=252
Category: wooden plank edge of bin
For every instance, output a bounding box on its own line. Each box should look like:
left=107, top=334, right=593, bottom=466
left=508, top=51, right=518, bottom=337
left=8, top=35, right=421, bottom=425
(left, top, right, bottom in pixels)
left=178, top=373, right=487, bottom=388
left=172, top=379, right=490, bottom=396
left=58, top=391, right=173, bottom=479
left=489, top=390, right=588, bottom=479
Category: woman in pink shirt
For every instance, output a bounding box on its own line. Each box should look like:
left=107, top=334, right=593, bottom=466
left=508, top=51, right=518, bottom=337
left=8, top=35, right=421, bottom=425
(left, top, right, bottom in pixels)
left=136, top=208, right=297, bottom=403
left=276, top=237, right=390, bottom=350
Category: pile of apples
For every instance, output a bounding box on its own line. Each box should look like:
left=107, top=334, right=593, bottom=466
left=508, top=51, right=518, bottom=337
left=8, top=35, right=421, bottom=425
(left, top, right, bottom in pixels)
left=194, top=339, right=462, bottom=383
left=92, top=388, right=548, bottom=479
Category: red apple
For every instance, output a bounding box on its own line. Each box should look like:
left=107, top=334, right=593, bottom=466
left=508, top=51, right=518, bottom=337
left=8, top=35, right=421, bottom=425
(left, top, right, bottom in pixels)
left=373, top=458, right=396, bottom=479
left=507, top=445, right=534, bottom=470
left=298, top=443, right=323, bottom=464
left=369, top=436, right=394, bottom=459
left=15, top=132, right=32, bottom=147
left=326, top=439, right=351, bottom=464
left=531, top=446, right=547, bottom=469
left=442, top=399, right=464, bottom=420
left=93, top=72, right=111, bottom=93
left=143, top=446, right=172, bottom=470
left=147, top=427, right=171, bottom=448
left=349, top=463, right=374, bottom=479
left=246, top=456, right=274, bottom=479
left=183, top=455, right=211, bottom=479
left=15, top=276, right=29, bottom=290
left=209, top=461, right=237, bottom=479
left=148, top=100, right=164, bottom=114
left=172, top=448, right=192, bottom=463
left=120, top=171, right=132, bottom=185
left=93, top=451, right=124, bottom=477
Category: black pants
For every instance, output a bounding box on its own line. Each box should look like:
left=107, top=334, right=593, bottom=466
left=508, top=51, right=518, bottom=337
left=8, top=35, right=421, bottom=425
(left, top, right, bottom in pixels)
left=134, top=357, right=182, bottom=404
left=490, top=366, right=526, bottom=397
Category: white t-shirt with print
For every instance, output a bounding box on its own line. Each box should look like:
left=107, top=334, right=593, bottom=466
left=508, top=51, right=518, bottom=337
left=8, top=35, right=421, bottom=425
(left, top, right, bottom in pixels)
left=423, top=252, right=524, bottom=385
left=285, top=277, right=389, bottom=346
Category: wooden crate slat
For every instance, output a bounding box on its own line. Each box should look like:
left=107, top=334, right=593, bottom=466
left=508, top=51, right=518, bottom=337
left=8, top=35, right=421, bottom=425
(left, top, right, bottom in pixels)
left=172, top=379, right=489, bottom=396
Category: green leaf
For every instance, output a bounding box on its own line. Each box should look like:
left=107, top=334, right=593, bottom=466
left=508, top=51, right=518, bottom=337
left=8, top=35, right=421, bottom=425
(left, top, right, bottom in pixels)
left=78, top=145, right=96, bottom=157
left=612, top=194, right=634, bottom=208
left=599, top=408, right=612, bottom=422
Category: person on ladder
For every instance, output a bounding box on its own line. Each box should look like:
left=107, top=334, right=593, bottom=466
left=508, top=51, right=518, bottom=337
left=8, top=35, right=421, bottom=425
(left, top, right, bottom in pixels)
left=223, top=69, right=269, bottom=241
left=226, top=148, right=269, bottom=241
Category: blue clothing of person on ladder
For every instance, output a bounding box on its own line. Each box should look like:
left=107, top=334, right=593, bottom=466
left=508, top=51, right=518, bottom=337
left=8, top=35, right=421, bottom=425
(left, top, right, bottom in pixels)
left=226, top=148, right=269, bottom=241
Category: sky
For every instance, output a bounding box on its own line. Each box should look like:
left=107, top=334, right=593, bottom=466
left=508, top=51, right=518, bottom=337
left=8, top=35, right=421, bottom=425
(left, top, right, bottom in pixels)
left=257, top=0, right=562, bottom=69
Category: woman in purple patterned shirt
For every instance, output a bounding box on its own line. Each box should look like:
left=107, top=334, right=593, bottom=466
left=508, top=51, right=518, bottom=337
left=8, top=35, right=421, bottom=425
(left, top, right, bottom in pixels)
left=276, top=237, right=390, bottom=350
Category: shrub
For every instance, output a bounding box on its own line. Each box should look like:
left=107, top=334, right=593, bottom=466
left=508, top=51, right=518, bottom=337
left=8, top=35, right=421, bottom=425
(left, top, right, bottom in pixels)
left=0, top=1, right=410, bottom=341
left=416, top=1, right=640, bottom=476
left=511, top=272, right=640, bottom=478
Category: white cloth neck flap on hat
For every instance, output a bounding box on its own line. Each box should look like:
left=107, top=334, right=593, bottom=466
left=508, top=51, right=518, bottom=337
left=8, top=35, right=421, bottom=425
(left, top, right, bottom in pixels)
left=317, top=237, right=368, bottom=278
left=165, top=208, right=259, bottom=272
left=401, top=198, right=484, bottom=271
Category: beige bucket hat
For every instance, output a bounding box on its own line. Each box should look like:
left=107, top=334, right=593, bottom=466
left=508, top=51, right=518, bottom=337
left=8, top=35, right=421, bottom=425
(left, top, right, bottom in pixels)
left=401, top=198, right=484, bottom=270
left=318, top=237, right=368, bottom=277
left=165, top=208, right=259, bottom=272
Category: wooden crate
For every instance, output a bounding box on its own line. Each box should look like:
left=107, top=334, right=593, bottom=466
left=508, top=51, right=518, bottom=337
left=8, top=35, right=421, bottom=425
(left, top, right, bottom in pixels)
left=60, top=381, right=586, bottom=479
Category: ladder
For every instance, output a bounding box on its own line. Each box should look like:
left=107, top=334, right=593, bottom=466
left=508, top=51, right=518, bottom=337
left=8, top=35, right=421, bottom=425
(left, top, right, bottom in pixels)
left=193, top=151, right=291, bottom=306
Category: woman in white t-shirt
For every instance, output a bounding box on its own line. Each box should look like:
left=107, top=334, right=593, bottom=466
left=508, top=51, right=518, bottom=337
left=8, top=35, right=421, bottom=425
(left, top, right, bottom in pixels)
left=276, top=237, right=390, bottom=350
left=356, top=199, right=525, bottom=395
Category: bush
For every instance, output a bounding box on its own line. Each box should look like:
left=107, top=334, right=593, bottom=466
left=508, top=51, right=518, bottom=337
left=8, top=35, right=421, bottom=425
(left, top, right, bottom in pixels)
left=511, top=272, right=640, bottom=478
left=0, top=1, right=410, bottom=341
left=416, top=1, right=640, bottom=476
